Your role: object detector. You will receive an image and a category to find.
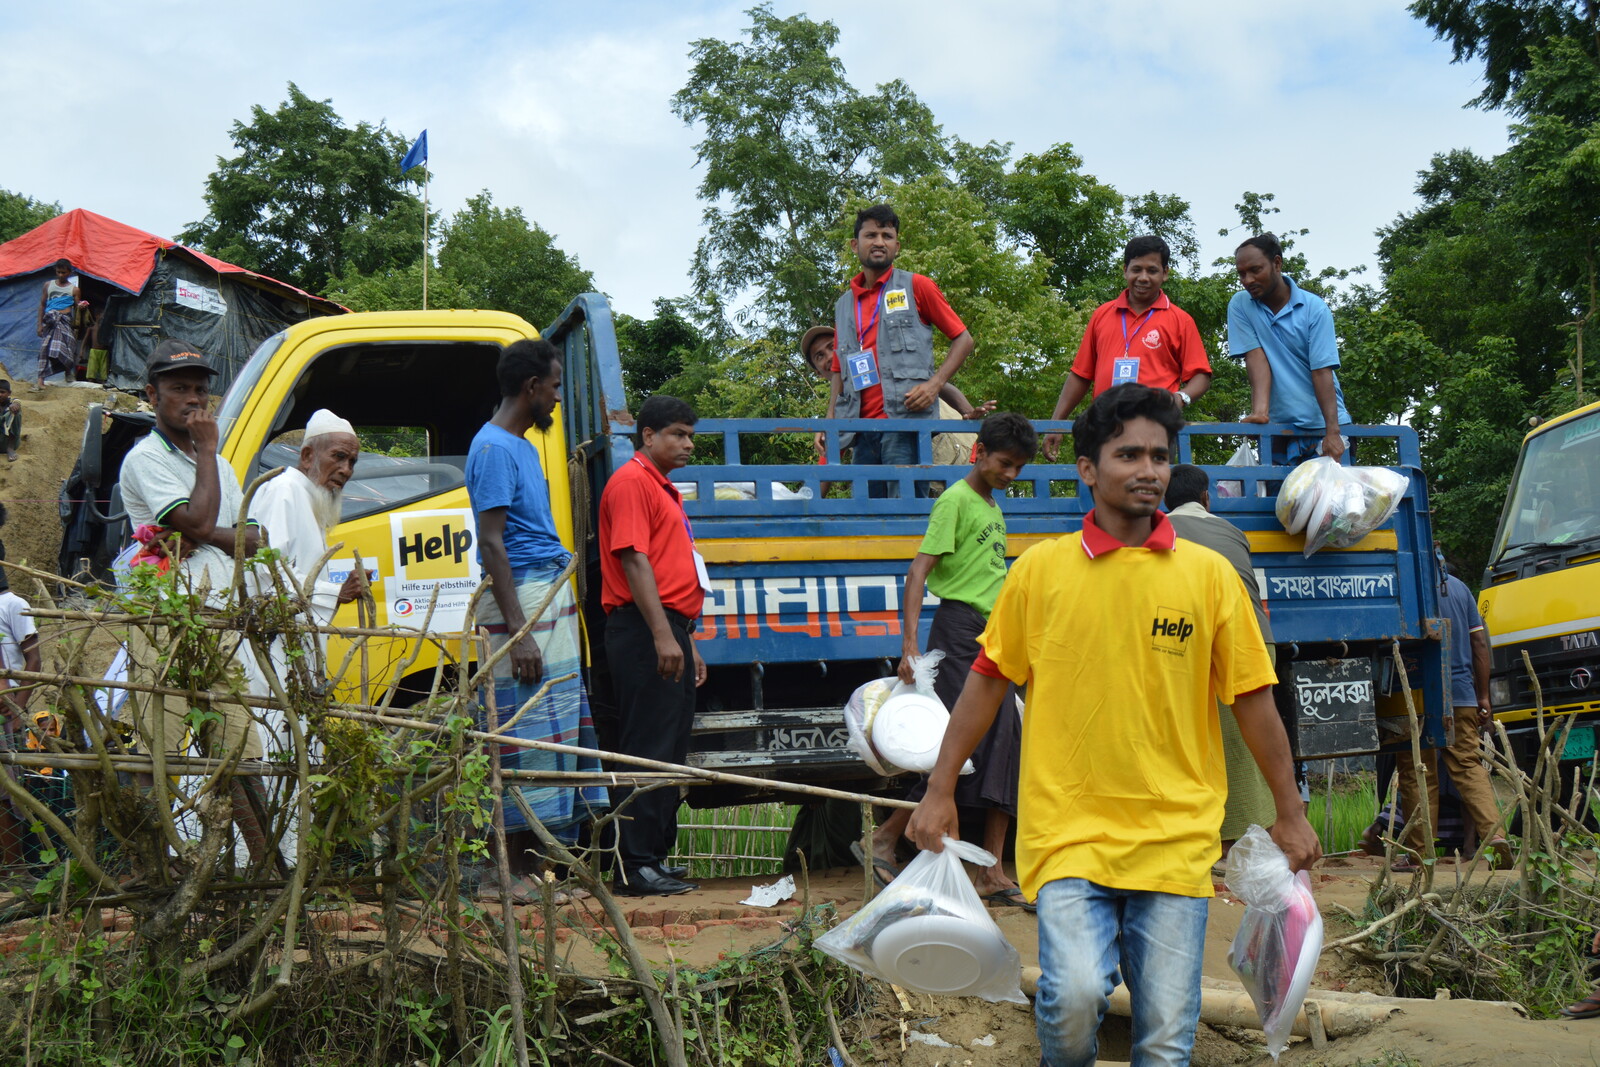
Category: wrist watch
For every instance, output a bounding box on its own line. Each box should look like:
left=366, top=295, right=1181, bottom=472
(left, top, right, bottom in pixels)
left=1173, top=390, right=1192, bottom=407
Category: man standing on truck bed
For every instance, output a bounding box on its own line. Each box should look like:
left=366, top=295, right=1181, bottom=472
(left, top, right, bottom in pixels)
left=908, top=384, right=1319, bottom=1067
left=467, top=339, right=608, bottom=901
left=1229, top=233, right=1352, bottom=463
left=890, top=412, right=1036, bottom=908
left=824, top=204, right=975, bottom=497
left=599, top=394, right=707, bottom=897
left=1042, top=236, right=1211, bottom=461
left=119, top=339, right=272, bottom=868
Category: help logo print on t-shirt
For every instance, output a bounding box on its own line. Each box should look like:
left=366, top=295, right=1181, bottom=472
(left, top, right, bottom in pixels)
left=1150, top=608, right=1194, bottom=657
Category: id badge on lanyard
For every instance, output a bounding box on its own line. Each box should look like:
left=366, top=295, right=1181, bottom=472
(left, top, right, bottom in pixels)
left=644, top=457, right=713, bottom=593
left=850, top=284, right=886, bottom=391
left=1114, top=306, right=1156, bottom=387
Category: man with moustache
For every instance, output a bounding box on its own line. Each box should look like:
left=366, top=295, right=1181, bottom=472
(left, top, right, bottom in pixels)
left=1042, top=236, right=1211, bottom=460
left=598, top=394, right=707, bottom=896
left=825, top=204, right=975, bottom=497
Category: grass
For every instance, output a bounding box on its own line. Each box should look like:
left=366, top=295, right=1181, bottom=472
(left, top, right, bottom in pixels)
left=1307, top=771, right=1380, bottom=853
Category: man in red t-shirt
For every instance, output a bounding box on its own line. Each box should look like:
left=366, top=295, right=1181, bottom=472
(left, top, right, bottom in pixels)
left=1042, top=236, right=1211, bottom=460
left=823, top=204, right=975, bottom=495
left=598, top=394, right=708, bottom=896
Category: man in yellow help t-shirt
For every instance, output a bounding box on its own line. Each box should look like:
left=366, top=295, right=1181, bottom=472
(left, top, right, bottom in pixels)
left=909, top=384, right=1319, bottom=1067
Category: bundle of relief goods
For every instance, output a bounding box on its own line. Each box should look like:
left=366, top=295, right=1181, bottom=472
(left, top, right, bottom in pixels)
left=1226, top=826, right=1324, bottom=1060
left=816, top=837, right=1027, bottom=1003
left=841, top=651, right=972, bottom=776
left=1274, top=457, right=1408, bottom=556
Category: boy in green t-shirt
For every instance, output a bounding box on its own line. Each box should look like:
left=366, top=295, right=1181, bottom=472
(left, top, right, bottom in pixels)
left=860, top=413, right=1037, bottom=904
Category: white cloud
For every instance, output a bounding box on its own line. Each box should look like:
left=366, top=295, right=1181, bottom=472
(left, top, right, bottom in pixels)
left=1, top=0, right=1512, bottom=321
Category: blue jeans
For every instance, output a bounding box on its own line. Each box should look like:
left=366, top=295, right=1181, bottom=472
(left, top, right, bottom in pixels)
left=1035, top=878, right=1208, bottom=1067
left=851, top=429, right=927, bottom=499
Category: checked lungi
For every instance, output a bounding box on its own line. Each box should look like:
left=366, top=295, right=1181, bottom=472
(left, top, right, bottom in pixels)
left=478, top=560, right=607, bottom=841
left=38, top=310, right=75, bottom=378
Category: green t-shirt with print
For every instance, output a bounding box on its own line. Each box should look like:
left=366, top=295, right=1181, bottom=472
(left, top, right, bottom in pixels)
left=919, top=478, right=1007, bottom=617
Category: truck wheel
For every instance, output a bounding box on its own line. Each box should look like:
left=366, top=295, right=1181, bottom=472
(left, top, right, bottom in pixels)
left=79, top=404, right=104, bottom=490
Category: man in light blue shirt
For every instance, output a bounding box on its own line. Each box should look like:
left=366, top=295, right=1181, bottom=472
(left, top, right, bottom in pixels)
left=1228, top=233, right=1351, bottom=462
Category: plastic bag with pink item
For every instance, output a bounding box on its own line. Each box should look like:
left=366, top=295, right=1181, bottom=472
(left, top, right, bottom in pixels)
left=1225, top=825, right=1324, bottom=1060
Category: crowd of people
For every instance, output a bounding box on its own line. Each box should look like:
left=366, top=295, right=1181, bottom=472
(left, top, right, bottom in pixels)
left=0, top=201, right=1516, bottom=1063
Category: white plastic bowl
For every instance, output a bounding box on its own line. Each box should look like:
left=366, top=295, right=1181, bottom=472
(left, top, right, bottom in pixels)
left=869, top=913, right=1012, bottom=995
left=871, top=692, right=951, bottom=772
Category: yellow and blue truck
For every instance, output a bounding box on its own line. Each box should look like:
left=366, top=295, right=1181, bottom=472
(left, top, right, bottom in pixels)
left=60, top=293, right=1451, bottom=804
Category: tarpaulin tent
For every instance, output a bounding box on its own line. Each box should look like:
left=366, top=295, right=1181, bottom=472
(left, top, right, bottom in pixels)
left=0, top=209, right=343, bottom=395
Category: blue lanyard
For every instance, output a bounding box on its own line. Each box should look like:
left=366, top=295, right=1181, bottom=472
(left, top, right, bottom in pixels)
left=636, top=455, right=696, bottom=544
left=854, top=280, right=887, bottom=350
left=1120, top=306, right=1157, bottom=356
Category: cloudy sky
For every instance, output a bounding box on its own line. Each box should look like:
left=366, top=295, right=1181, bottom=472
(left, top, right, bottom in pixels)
left=4, top=1, right=1509, bottom=319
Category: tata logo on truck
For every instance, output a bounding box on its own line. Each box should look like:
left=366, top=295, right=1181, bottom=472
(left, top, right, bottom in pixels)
left=1561, top=631, right=1600, bottom=652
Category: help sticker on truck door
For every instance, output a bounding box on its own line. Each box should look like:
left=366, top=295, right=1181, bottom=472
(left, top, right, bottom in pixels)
left=388, top=509, right=479, bottom=630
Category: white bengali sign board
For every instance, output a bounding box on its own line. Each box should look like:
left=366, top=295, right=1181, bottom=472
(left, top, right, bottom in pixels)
left=173, top=278, right=228, bottom=315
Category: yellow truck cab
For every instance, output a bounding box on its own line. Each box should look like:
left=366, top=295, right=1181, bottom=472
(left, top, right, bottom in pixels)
left=1481, top=398, right=1600, bottom=769
left=75, top=309, right=565, bottom=704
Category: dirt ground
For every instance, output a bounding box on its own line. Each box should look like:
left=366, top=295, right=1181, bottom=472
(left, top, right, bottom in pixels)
left=1, top=379, right=111, bottom=586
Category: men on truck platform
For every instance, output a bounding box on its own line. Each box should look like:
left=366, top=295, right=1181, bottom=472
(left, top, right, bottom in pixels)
left=466, top=340, right=608, bottom=901
left=119, top=339, right=272, bottom=868
left=1042, top=236, right=1211, bottom=461
left=599, top=394, right=707, bottom=897
left=1229, top=233, right=1352, bottom=463
left=1390, top=557, right=1510, bottom=870
left=887, top=412, right=1037, bottom=909
left=822, top=204, right=976, bottom=497
left=908, top=384, right=1319, bottom=1067
left=1163, top=463, right=1279, bottom=855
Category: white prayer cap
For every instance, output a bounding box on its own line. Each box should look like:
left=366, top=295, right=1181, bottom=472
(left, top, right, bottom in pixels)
left=304, top=409, right=356, bottom=441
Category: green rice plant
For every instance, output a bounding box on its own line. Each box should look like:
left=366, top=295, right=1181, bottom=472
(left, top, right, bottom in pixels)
left=1307, top=771, right=1379, bottom=854
left=672, top=802, right=797, bottom=879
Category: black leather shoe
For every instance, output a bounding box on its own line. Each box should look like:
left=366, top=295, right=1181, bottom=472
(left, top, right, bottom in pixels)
left=617, top=865, right=697, bottom=896
left=661, top=864, right=689, bottom=880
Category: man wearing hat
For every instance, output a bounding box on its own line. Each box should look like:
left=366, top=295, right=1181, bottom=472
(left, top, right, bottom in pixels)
left=252, top=408, right=366, bottom=635
left=119, top=339, right=272, bottom=865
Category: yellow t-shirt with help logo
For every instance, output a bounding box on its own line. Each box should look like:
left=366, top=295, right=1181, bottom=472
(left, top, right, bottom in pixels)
left=977, top=512, right=1275, bottom=899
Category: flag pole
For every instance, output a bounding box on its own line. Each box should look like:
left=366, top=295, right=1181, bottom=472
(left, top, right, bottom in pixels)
left=422, top=167, right=430, bottom=311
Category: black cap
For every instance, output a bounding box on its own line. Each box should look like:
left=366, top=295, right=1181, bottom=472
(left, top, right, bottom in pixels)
left=146, top=339, right=218, bottom=382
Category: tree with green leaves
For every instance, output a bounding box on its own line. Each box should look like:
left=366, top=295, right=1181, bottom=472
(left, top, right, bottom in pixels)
left=616, top=298, right=705, bottom=409
left=435, top=192, right=593, bottom=330
left=181, top=83, right=424, bottom=295
left=0, top=189, right=60, bottom=244
left=1410, top=0, right=1598, bottom=110
left=672, top=4, right=949, bottom=335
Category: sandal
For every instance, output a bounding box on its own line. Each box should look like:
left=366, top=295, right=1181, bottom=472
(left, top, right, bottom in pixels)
left=980, top=888, right=1037, bottom=913
left=849, top=841, right=902, bottom=890
left=1561, top=992, right=1600, bottom=1019
left=1388, top=855, right=1422, bottom=873
left=1483, top=838, right=1515, bottom=871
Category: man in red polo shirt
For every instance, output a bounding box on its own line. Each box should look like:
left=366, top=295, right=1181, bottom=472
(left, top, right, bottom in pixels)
left=599, top=394, right=708, bottom=896
left=1042, top=236, right=1211, bottom=460
left=824, top=204, right=975, bottom=496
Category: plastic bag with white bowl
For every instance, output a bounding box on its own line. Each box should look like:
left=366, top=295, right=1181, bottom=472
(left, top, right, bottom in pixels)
left=815, top=836, right=1027, bottom=1004
left=840, top=651, right=973, bottom=777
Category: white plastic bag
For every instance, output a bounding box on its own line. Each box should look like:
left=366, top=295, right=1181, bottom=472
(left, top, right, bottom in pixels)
left=1273, top=457, right=1411, bottom=556
left=1225, top=826, right=1324, bottom=1060
left=1214, top=440, right=1258, bottom=499
left=841, top=651, right=971, bottom=777
left=816, top=836, right=1028, bottom=1004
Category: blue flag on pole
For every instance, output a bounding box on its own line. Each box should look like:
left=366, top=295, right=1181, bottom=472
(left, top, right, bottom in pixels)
left=401, top=130, right=428, bottom=173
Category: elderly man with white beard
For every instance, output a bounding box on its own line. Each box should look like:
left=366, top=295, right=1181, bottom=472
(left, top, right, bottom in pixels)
left=253, top=409, right=366, bottom=644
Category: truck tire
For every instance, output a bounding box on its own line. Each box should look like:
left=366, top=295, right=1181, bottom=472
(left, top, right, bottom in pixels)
left=79, top=404, right=104, bottom=490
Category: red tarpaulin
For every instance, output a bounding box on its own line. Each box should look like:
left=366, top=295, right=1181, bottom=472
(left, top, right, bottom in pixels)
left=0, top=208, right=337, bottom=309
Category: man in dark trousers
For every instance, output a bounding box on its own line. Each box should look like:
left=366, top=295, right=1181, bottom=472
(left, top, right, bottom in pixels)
left=824, top=204, right=975, bottom=496
left=598, top=394, right=707, bottom=896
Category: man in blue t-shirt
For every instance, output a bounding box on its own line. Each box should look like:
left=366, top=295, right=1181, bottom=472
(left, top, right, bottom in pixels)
left=1391, top=557, right=1508, bottom=867
left=465, top=338, right=606, bottom=901
left=1228, top=233, right=1352, bottom=462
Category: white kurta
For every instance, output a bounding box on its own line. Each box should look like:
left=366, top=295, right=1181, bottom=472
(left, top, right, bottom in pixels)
left=252, top=467, right=342, bottom=627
